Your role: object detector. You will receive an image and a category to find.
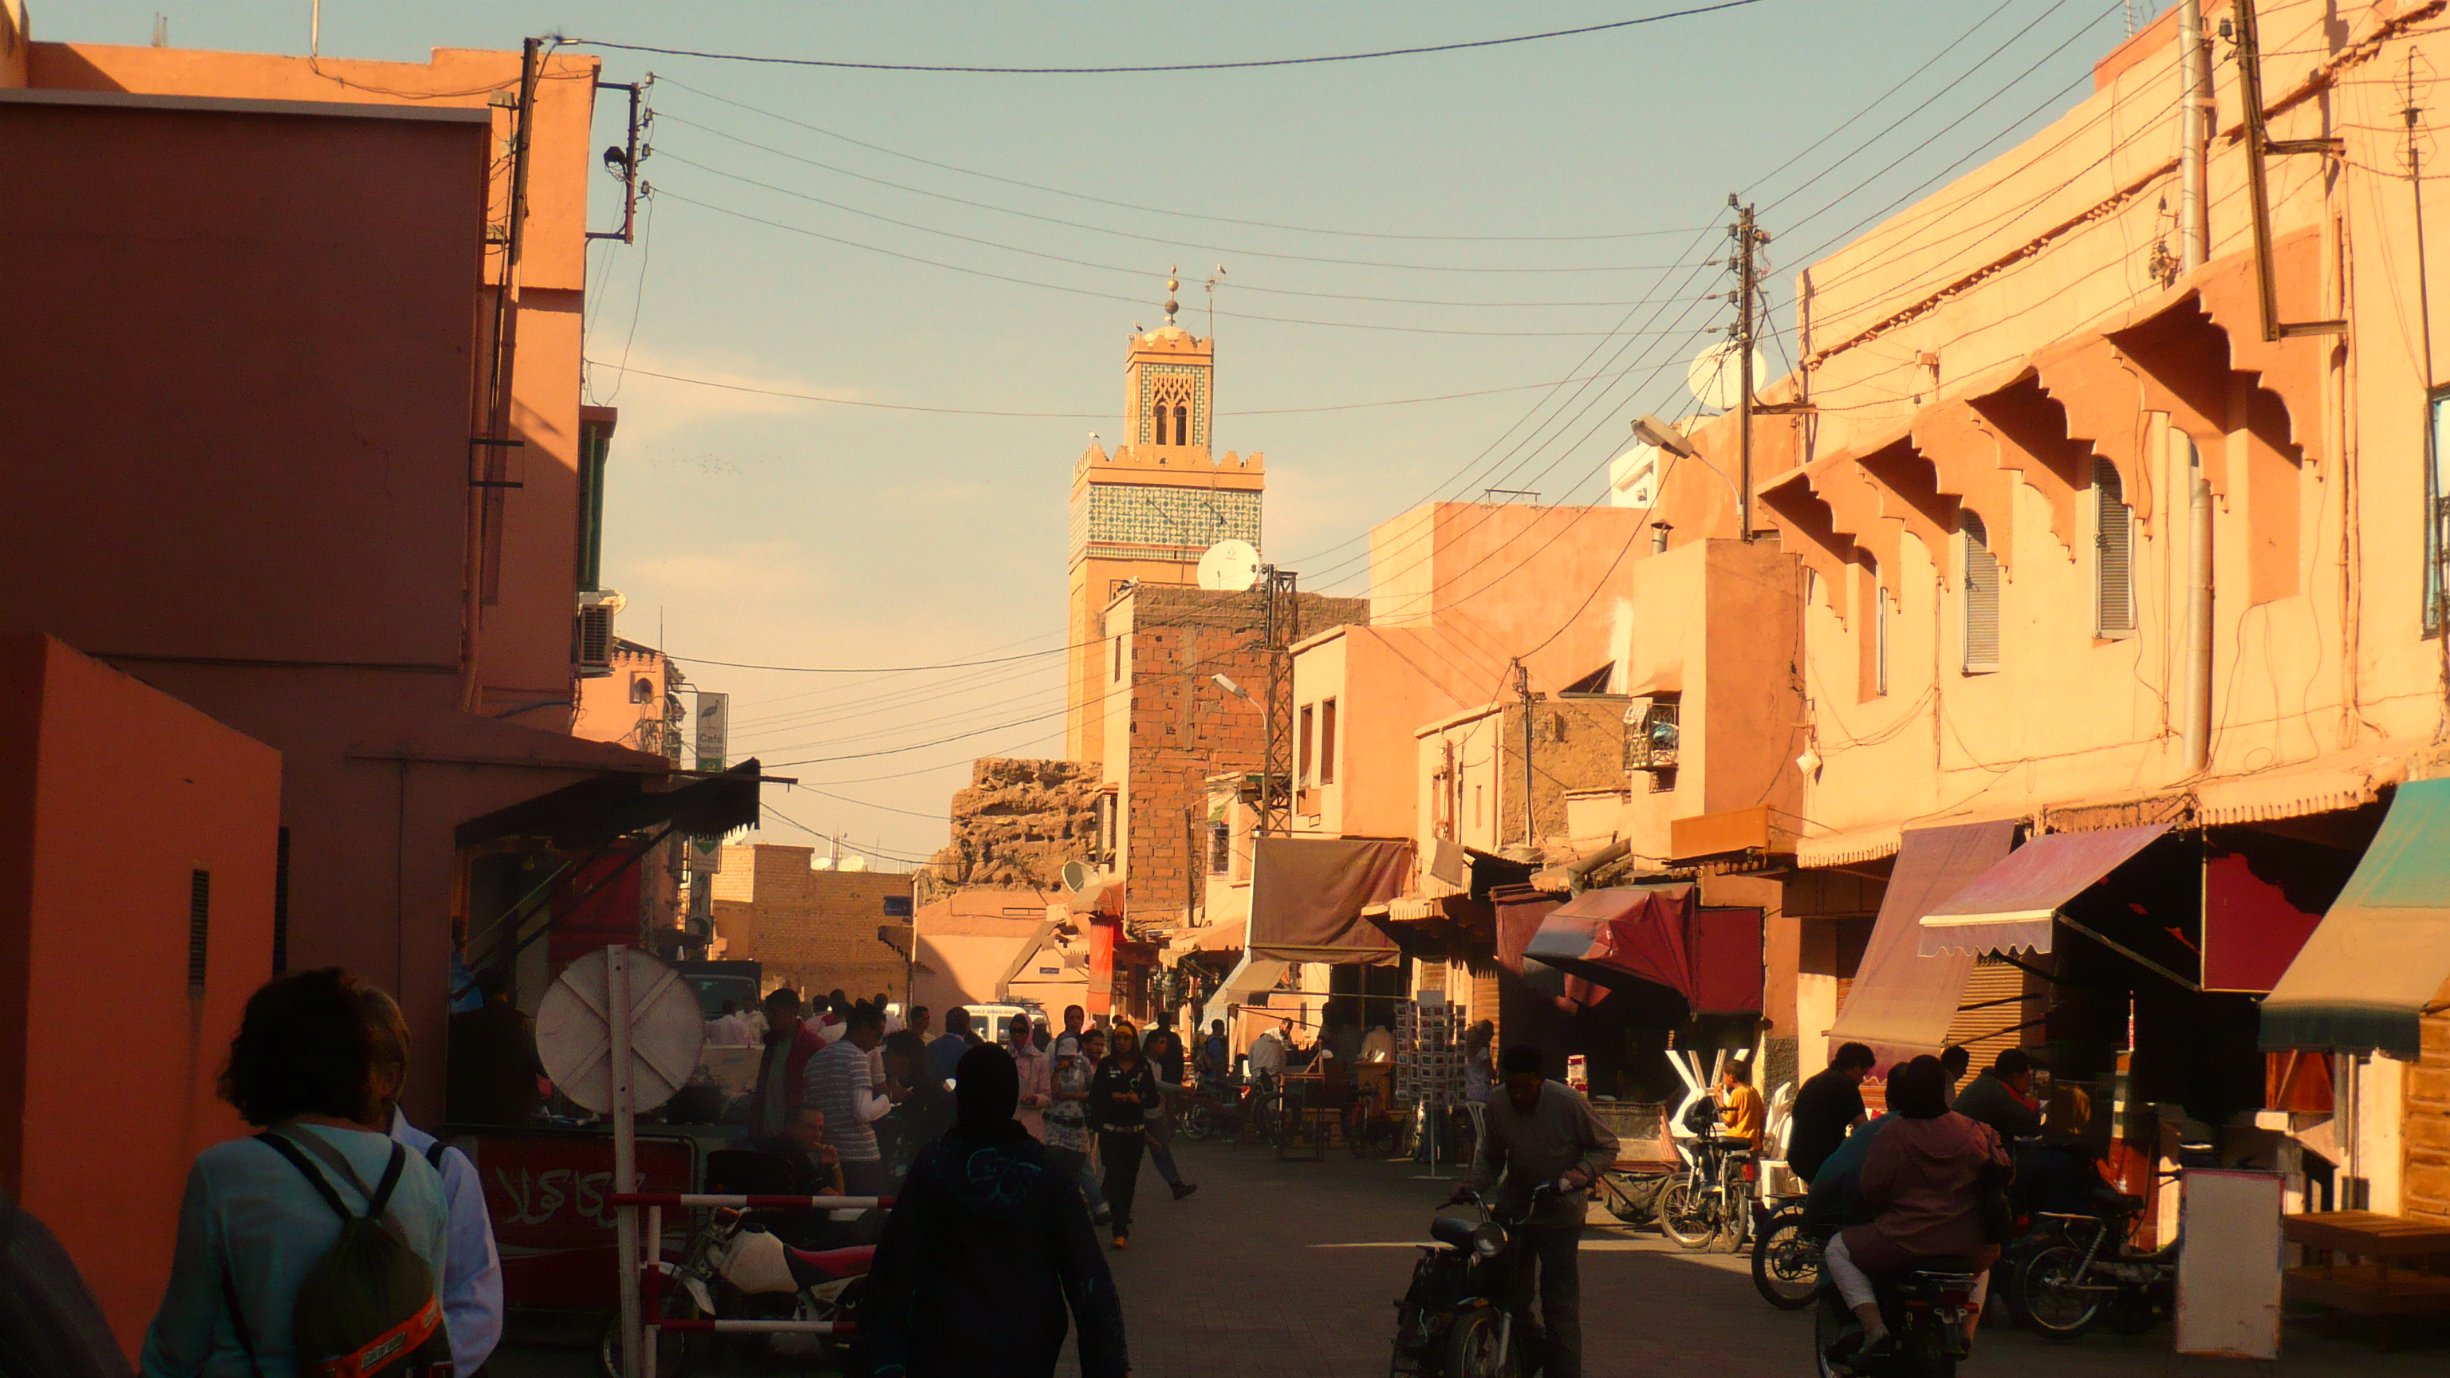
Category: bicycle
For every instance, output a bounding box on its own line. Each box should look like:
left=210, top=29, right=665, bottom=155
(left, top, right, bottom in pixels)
left=1655, top=1133, right=1754, bottom=1253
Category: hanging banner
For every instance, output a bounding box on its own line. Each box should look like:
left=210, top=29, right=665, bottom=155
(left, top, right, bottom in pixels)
left=694, top=692, right=729, bottom=773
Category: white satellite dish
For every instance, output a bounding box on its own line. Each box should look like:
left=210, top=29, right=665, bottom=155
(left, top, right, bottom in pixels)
left=534, top=947, right=705, bottom=1116
left=1060, top=859, right=1095, bottom=894
left=1686, top=340, right=1767, bottom=413
left=1196, top=539, right=1263, bottom=592
left=1609, top=444, right=1661, bottom=510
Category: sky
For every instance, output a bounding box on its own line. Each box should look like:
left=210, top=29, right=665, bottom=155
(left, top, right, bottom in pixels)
left=53, top=0, right=2165, bottom=863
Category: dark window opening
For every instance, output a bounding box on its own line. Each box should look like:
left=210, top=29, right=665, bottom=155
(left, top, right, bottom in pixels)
left=187, top=869, right=212, bottom=998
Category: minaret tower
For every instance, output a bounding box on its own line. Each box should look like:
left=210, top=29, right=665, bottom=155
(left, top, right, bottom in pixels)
left=1064, top=276, right=1266, bottom=765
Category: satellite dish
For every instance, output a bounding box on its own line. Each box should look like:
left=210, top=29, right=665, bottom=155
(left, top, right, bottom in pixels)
left=534, top=947, right=705, bottom=1116
left=1686, top=341, right=1766, bottom=413
left=1609, top=444, right=1661, bottom=510
left=1060, top=859, right=1094, bottom=894
left=1196, top=539, right=1263, bottom=592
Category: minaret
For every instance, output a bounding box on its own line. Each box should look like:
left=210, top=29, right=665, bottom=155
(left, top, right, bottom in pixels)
left=1064, top=276, right=1266, bottom=766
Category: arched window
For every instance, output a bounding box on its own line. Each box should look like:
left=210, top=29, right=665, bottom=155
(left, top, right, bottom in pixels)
left=2093, top=458, right=2135, bottom=636
left=1960, top=511, right=2000, bottom=673
left=1174, top=404, right=1190, bottom=446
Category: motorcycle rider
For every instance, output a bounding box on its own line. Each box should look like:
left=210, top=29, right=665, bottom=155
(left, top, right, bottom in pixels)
left=1821, top=1055, right=2010, bottom=1362
left=1451, top=1044, right=1619, bottom=1378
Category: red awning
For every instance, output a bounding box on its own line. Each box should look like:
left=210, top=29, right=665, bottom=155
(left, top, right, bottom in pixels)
left=1919, top=824, right=2166, bottom=956
left=1828, top=819, right=2018, bottom=1066
left=1522, top=885, right=1763, bottom=1015
left=1246, top=836, right=1414, bottom=966
left=2203, top=833, right=2352, bottom=993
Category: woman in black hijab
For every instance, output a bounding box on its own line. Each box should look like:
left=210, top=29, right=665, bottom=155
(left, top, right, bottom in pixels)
left=856, top=1045, right=1133, bottom=1378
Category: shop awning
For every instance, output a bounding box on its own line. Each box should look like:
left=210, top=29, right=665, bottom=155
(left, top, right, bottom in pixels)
left=1187, top=918, right=1247, bottom=953
left=455, top=758, right=764, bottom=850
left=2262, top=778, right=2450, bottom=1058
left=1201, top=951, right=1291, bottom=1029
left=1828, top=819, right=2018, bottom=1065
left=1246, top=836, right=1412, bottom=966
left=1918, top=824, right=2165, bottom=956
left=1522, top=884, right=1763, bottom=1015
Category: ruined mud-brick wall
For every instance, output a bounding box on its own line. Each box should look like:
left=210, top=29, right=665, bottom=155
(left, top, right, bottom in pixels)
left=929, top=757, right=1099, bottom=892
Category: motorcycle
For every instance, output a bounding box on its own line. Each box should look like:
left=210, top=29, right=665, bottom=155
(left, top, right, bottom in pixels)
left=1389, top=1185, right=1560, bottom=1378
left=1178, top=1074, right=1256, bottom=1142
left=1750, top=1194, right=1827, bottom=1310
left=1812, top=1257, right=1984, bottom=1378
left=2009, top=1188, right=2177, bottom=1341
left=601, top=1206, right=875, bottom=1378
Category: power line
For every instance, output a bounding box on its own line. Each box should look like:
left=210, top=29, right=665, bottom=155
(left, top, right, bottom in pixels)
left=760, top=802, right=938, bottom=865
left=674, top=644, right=1075, bottom=674
left=659, top=188, right=1722, bottom=335
left=656, top=75, right=1713, bottom=244
left=655, top=120, right=1700, bottom=287
left=560, top=3, right=1768, bottom=76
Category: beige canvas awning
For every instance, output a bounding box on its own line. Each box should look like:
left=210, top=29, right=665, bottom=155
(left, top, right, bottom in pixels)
left=1246, top=836, right=1413, bottom=966
left=1827, top=819, right=2017, bottom=1065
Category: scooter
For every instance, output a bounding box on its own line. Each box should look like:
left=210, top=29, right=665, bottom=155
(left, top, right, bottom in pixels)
left=601, top=1206, right=875, bottom=1378
left=1389, top=1184, right=1559, bottom=1378
left=1812, top=1257, right=1985, bottom=1378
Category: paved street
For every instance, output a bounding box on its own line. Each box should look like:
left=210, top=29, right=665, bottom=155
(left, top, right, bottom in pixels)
left=498, top=1133, right=2445, bottom=1377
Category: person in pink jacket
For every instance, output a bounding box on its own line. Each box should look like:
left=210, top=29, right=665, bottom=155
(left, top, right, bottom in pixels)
left=1823, top=1054, right=2010, bottom=1358
left=1009, top=1013, right=1053, bottom=1139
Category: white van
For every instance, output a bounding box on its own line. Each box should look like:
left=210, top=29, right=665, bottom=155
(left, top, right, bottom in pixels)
left=964, top=1002, right=1044, bottom=1048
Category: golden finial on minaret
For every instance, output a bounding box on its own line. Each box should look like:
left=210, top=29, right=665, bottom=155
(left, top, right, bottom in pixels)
left=1163, top=265, right=1180, bottom=325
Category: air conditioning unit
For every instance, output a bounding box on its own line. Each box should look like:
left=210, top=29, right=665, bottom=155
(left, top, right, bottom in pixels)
left=576, top=590, right=625, bottom=673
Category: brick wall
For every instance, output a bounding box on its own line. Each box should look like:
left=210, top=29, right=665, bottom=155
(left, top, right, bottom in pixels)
left=711, top=844, right=912, bottom=1002
left=2409, top=1013, right=2450, bottom=1222
left=1119, top=586, right=1367, bottom=925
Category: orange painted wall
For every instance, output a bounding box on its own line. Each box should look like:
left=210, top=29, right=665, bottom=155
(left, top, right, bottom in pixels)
left=0, top=634, right=279, bottom=1356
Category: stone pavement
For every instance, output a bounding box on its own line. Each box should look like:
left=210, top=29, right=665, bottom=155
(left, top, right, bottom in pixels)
left=498, top=1132, right=2447, bottom=1376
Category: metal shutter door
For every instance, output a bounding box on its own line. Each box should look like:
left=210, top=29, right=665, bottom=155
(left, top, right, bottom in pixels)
left=1945, top=957, right=2026, bottom=1069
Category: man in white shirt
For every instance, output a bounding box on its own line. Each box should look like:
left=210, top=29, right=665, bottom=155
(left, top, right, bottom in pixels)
left=1247, top=1026, right=1288, bottom=1085
left=807, top=1005, right=901, bottom=1198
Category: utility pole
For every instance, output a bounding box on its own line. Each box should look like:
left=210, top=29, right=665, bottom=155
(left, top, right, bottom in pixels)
left=1513, top=660, right=1535, bottom=848
left=2230, top=1, right=2345, bottom=340
left=1256, top=566, right=1300, bottom=838
left=1729, top=196, right=1769, bottom=542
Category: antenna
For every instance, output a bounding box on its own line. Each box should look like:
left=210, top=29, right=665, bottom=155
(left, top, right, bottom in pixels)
left=1197, top=539, right=1263, bottom=592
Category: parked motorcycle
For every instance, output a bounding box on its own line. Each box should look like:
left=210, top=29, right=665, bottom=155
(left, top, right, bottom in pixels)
left=600, top=1207, right=874, bottom=1378
left=1812, top=1257, right=1984, bottom=1378
left=1389, top=1185, right=1559, bottom=1378
left=2010, top=1189, right=2177, bottom=1341
left=1179, top=1074, right=1256, bottom=1142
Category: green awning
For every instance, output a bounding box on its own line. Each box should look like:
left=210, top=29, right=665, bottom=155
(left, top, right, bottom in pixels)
left=2260, top=777, right=2450, bottom=1058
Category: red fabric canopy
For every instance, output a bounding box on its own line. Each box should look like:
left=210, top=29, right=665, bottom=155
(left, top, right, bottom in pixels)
left=1523, top=885, right=1762, bottom=1015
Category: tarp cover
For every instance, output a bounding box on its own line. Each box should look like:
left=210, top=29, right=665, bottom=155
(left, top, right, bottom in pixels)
left=1918, top=823, right=2165, bottom=956
left=1247, top=836, right=1413, bottom=966
left=1202, top=951, right=1291, bottom=1029
left=1522, top=885, right=1762, bottom=1015
left=1828, top=819, right=2018, bottom=1066
left=2261, top=778, right=2450, bottom=1058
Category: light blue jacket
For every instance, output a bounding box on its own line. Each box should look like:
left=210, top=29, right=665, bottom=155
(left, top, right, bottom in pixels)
left=139, top=1123, right=449, bottom=1378
left=391, top=1113, right=503, bottom=1378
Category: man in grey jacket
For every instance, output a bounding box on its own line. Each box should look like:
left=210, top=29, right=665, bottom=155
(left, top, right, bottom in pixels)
left=1454, top=1044, right=1619, bottom=1378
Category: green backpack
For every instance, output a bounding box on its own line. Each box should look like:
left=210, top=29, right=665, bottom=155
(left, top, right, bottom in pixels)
left=225, top=1132, right=454, bottom=1378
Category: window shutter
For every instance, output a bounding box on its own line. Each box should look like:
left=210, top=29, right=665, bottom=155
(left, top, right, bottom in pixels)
left=1961, top=513, right=2001, bottom=672
left=2094, top=459, right=2135, bottom=635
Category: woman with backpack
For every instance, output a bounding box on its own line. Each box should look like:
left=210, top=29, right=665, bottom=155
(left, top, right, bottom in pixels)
left=141, top=968, right=453, bottom=1378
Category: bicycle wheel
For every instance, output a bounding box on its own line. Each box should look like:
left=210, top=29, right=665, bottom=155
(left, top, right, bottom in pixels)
left=2016, top=1243, right=2102, bottom=1341
left=1656, top=1178, right=1718, bottom=1250
left=1751, top=1207, right=1823, bottom=1310
left=599, top=1282, right=704, bottom=1378
left=1712, top=1187, right=1751, bottom=1254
